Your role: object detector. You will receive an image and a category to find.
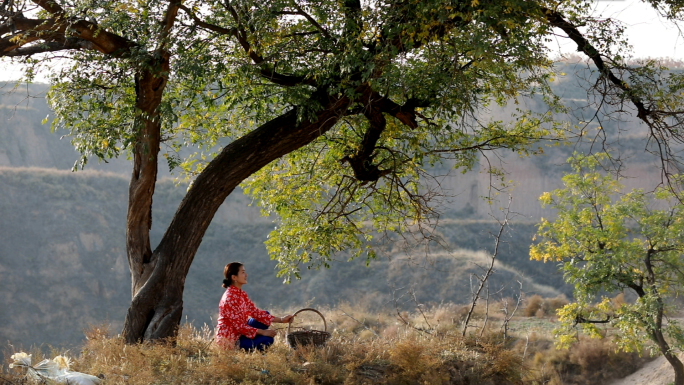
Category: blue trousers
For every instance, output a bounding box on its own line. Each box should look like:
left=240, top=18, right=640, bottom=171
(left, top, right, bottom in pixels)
left=238, top=312, right=274, bottom=351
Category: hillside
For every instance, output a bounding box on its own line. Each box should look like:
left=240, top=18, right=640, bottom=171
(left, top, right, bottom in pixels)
left=0, top=68, right=669, bottom=354
left=0, top=167, right=563, bottom=353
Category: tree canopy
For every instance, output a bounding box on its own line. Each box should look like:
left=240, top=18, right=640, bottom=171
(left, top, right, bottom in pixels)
left=3, top=0, right=684, bottom=342
left=43, top=0, right=568, bottom=275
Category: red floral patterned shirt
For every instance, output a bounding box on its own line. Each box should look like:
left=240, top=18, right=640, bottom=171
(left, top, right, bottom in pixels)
left=216, top=285, right=274, bottom=347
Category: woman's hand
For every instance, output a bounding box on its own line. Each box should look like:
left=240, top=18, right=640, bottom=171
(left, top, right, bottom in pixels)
left=256, top=329, right=277, bottom=337
left=279, top=314, right=295, bottom=323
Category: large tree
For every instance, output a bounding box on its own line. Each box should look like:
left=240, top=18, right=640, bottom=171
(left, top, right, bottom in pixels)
left=531, top=153, right=684, bottom=385
left=2, top=0, right=684, bottom=344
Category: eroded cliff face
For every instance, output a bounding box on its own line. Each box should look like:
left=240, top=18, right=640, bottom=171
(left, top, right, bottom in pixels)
left=0, top=168, right=129, bottom=350
left=441, top=150, right=664, bottom=221
left=0, top=81, right=660, bottom=222
left=0, top=83, right=146, bottom=173
left=0, top=90, right=74, bottom=169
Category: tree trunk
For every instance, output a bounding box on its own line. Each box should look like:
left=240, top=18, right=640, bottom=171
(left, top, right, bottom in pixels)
left=651, top=300, right=684, bottom=385
left=121, top=62, right=170, bottom=342
left=644, top=253, right=684, bottom=385
left=652, top=326, right=684, bottom=385
left=121, top=90, right=354, bottom=343
left=664, top=350, right=684, bottom=385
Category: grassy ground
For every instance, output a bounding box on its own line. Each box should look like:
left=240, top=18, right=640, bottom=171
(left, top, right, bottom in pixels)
left=1, top=301, right=654, bottom=385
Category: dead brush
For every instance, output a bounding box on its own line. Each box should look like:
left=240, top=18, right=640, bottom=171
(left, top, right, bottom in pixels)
left=521, top=335, right=653, bottom=385
left=388, top=336, right=446, bottom=382
left=523, top=295, right=569, bottom=318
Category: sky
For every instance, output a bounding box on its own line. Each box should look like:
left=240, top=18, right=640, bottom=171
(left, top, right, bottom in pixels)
left=0, top=0, right=683, bottom=82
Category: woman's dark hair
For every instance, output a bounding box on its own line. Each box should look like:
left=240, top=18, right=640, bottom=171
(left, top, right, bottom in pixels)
left=222, top=262, right=243, bottom=288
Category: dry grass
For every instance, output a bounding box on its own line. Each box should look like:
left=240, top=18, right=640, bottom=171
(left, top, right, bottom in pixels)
left=1, top=301, right=653, bottom=385
left=521, top=336, right=652, bottom=385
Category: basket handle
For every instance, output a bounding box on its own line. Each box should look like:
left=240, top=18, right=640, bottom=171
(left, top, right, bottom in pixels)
left=287, top=308, right=327, bottom=334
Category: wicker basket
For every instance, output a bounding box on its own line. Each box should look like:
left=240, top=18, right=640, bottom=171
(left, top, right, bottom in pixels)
left=286, top=308, right=331, bottom=348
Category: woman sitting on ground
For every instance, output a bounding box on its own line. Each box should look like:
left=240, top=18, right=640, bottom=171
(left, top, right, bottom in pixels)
left=216, top=262, right=295, bottom=351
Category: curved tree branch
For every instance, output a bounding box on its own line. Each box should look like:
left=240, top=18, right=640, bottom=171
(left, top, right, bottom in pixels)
left=542, top=6, right=684, bottom=196
left=0, top=15, right=136, bottom=57
left=0, top=38, right=95, bottom=55
left=542, top=8, right=650, bottom=122
left=178, top=3, right=311, bottom=87
left=124, top=87, right=352, bottom=342
left=290, top=0, right=333, bottom=41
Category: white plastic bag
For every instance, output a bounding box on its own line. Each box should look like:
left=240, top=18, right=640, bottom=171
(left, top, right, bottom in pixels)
left=9, top=352, right=102, bottom=385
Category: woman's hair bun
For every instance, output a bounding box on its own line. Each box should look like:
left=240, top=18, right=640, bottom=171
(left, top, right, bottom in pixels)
left=222, top=262, right=243, bottom=288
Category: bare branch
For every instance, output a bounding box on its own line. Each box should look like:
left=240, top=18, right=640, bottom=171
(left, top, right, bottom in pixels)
left=391, top=285, right=432, bottom=334
left=339, top=309, right=380, bottom=338
left=500, top=280, right=523, bottom=341
left=462, top=195, right=512, bottom=336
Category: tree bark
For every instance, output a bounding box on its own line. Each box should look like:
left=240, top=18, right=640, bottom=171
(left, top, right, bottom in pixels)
left=121, top=60, right=170, bottom=342
left=652, top=324, right=684, bottom=385
left=663, top=349, right=684, bottom=385
left=121, top=90, right=354, bottom=343
left=642, top=249, right=684, bottom=385
left=650, top=285, right=684, bottom=385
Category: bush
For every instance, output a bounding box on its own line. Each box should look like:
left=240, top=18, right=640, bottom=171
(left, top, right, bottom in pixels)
left=542, top=295, right=569, bottom=317
left=525, top=295, right=544, bottom=317
left=523, top=336, right=653, bottom=385
left=524, top=295, right=569, bottom=318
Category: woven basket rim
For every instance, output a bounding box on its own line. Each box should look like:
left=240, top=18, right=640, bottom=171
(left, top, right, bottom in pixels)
left=288, top=330, right=330, bottom=335
left=286, top=330, right=330, bottom=348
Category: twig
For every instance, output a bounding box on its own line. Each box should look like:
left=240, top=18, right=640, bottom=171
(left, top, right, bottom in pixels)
left=410, top=290, right=433, bottom=331
left=462, top=195, right=512, bottom=336
left=391, top=286, right=433, bottom=334
left=289, top=0, right=333, bottom=41
left=521, top=332, right=530, bottom=362
left=201, top=337, right=215, bottom=352
left=339, top=310, right=380, bottom=338
left=500, top=280, right=523, bottom=341
left=479, top=281, right=490, bottom=337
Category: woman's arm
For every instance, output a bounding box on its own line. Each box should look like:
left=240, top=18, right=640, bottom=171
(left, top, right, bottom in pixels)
left=243, top=291, right=293, bottom=325
left=255, top=329, right=277, bottom=337
left=245, top=295, right=275, bottom=326
left=273, top=315, right=295, bottom=323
